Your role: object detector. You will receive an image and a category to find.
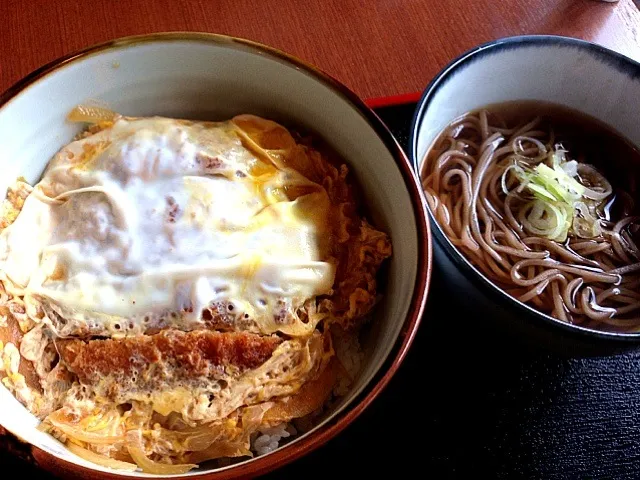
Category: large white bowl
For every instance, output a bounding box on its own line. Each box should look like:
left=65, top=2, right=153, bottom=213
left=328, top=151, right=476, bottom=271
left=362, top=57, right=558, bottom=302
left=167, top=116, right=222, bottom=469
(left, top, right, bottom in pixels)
left=0, top=33, right=431, bottom=479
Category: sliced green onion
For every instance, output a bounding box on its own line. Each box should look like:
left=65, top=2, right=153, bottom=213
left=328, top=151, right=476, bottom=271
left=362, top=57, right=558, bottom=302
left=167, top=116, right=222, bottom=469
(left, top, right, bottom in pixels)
left=509, top=146, right=607, bottom=241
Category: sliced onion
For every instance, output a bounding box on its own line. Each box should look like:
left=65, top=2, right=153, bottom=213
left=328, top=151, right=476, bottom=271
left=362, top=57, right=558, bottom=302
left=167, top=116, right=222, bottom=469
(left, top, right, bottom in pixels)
left=550, top=146, right=568, bottom=167
left=186, top=443, right=251, bottom=464
left=264, top=359, right=338, bottom=424
left=577, top=164, right=612, bottom=200
left=519, top=200, right=568, bottom=241
left=127, top=433, right=196, bottom=474
left=67, top=105, right=118, bottom=124
left=582, top=186, right=612, bottom=201
left=66, top=442, right=137, bottom=472
left=179, top=421, right=234, bottom=452
left=183, top=432, right=222, bottom=452
left=560, top=159, right=578, bottom=177
left=47, top=416, right=124, bottom=445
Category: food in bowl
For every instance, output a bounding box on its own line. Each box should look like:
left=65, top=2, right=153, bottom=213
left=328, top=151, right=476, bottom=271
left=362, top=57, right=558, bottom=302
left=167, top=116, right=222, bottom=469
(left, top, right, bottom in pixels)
left=0, top=106, right=391, bottom=473
left=420, top=101, right=640, bottom=332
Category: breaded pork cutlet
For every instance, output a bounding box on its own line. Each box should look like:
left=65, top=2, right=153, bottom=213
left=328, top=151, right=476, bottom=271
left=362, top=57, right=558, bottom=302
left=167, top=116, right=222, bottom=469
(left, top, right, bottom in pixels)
left=57, top=330, right=283, bottom=389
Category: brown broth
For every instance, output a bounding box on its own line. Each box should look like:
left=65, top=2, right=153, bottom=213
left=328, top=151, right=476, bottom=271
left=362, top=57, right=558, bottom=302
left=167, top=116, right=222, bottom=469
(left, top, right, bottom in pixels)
left=482, top=101, right=640, bottom=208
left=421, top=101, right=640, bottom=330
left=426, top=101, right=640, bottom=229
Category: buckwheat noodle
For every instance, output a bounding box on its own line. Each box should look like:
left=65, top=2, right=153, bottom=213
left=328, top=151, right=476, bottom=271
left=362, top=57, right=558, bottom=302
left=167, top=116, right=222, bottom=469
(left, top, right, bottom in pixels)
left=421, top=110, right=640, bottom=331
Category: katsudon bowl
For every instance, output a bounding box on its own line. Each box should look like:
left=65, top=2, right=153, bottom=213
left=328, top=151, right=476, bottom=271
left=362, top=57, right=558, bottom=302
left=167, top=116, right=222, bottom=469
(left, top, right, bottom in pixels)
left=0, top=33, right=430, bottom=479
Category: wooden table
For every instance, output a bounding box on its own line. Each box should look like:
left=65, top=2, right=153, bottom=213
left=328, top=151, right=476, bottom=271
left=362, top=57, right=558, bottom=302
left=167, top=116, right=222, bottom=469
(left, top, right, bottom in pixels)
left=3, top=1, right=640, bottom=479
left=1, top=0, right=640, bottom=102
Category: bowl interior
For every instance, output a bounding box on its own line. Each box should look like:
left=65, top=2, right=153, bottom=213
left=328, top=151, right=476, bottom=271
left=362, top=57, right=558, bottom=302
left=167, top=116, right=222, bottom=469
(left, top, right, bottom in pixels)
left=0, top=35, right=422, bottom=476
left=415, top=37, right=640, bottom=164
left=413, top=36, right=640, bottom=338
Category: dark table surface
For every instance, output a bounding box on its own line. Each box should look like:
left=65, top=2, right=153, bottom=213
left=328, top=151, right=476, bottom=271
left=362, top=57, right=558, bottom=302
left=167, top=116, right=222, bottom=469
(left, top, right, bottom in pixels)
left=4, top=102, right=640, bottom=480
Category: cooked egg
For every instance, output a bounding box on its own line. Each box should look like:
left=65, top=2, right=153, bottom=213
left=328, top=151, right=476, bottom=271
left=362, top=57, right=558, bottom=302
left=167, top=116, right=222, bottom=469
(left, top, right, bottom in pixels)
left=0, top=116, right=335, bottom=335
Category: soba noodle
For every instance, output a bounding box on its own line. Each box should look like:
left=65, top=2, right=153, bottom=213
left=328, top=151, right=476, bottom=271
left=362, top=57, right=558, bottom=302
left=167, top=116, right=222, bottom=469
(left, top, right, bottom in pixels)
left=421, top=108, right=640, bottom=332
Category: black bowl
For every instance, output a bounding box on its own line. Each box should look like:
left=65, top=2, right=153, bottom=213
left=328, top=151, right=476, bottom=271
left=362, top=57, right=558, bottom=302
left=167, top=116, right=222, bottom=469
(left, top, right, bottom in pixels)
left=409, top=35, right=640, bottom=355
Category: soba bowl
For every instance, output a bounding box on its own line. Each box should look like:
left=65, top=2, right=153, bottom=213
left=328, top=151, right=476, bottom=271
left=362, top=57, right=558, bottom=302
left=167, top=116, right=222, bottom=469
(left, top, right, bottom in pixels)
left=411, top=35, right=640, bottom=352
left=0, top=33, right=431, bottom=479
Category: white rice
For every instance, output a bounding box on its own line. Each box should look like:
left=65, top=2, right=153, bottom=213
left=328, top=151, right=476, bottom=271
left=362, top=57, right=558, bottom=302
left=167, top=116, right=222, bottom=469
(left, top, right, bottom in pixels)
left=250, top=329, right=364, bottom=456
left=253, top=423, right=297, bottom=456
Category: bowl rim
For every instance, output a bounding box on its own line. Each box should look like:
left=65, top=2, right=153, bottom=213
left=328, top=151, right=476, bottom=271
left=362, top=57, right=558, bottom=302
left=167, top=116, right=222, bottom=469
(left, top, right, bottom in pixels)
left=0, top=32, right=432, bottom=478
left=409, top=34, right=640, bottom=341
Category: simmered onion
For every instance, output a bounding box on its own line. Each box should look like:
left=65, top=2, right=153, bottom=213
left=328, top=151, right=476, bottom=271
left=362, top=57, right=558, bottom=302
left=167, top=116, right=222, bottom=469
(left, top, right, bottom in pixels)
left=67, top=443, right=137, bottom=472
left=66, top=105, right=118, bottom=124
left=126, top=433, right=196, bottom=475
left=47, top=413, right=124, bottom=445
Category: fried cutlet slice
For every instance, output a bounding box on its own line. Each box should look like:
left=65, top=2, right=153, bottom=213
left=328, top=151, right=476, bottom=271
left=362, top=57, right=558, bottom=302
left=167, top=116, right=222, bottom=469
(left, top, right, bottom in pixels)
left=57, top=330, right=282, bottom=398
left=53, top=330, right=329, bottom=424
